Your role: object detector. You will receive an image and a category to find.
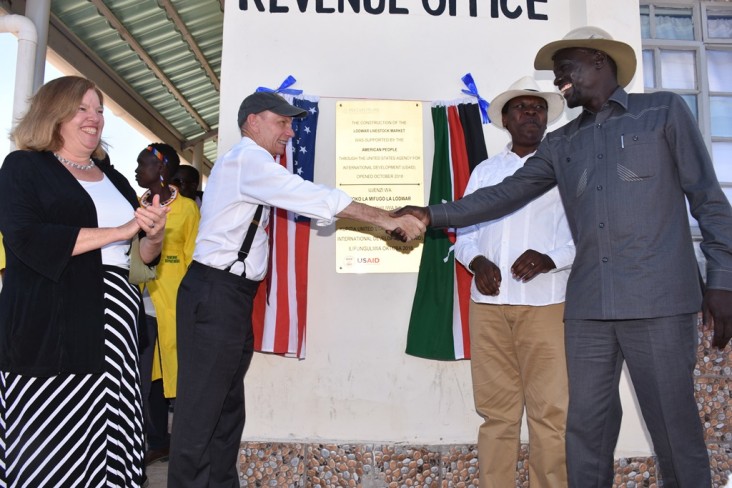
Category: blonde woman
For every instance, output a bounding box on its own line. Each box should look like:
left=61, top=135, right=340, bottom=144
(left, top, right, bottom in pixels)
left=0, top=76, right=168, bottom=487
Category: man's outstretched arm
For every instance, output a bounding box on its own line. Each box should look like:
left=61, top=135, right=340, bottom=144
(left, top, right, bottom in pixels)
left=338, top=202, right=426, bottom=242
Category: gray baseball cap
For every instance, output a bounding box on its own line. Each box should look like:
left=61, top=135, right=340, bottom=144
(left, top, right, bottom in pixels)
left=237, top=92, right=308, bottom=128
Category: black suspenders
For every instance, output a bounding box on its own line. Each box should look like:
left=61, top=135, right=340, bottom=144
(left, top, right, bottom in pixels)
left=224, top=204, right=263, bottom=274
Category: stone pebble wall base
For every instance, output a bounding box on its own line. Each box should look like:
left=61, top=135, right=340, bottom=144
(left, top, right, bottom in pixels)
left=238, top=327, right=730, bottom=487
left=238, top=442, right=729, bottom=487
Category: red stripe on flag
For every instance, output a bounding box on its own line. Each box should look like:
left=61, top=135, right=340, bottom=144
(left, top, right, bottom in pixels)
left=252, top=279, right=267, bottom=352
left=447, top=106, right=471, bottom=200
left=455, top=263, right=472, bottom=358
left=294, top=218, right=310, bottom=358
left=272, top=207, right=292, bottom=353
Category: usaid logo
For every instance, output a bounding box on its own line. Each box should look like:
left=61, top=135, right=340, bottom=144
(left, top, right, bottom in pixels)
left=357, top=257, right=380, bottom=264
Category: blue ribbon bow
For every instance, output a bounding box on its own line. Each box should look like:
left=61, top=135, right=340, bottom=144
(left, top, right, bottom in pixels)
left=256, top=75, right=303, bottom=95
left=461, top=73, right=490, bottom=124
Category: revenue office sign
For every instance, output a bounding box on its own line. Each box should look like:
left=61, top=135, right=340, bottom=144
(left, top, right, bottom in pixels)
left=239, top=0, right=550, bottom=19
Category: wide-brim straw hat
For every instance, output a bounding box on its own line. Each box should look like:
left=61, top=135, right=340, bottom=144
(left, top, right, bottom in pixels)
left=488, top=76, right=565, bottom=129
left=534, top=26, right=637, bottom=87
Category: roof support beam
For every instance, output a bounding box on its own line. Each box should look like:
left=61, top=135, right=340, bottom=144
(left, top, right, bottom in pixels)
left=182, top=128, right=219, bottom=150
left=159, top=0, right=220, bottom=91
left=88, top=0, right=211, bottom=132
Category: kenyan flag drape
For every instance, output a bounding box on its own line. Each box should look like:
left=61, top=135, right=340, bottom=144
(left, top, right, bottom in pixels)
left=405, top=102, right=487, bottom=360
left=252, top=95, right=319, bottom=359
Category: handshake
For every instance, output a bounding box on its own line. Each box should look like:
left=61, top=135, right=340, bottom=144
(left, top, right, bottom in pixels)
left=385, top=206, right=431, bottom=242
left=337, top=201, right=431, bottom=243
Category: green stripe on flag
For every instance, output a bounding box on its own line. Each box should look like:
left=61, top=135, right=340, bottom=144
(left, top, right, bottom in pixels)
left=405, top=106, right=458, bottom=360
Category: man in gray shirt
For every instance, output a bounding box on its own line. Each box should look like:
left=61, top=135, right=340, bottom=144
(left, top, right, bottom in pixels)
left=396, top=26, right=732, bottom=487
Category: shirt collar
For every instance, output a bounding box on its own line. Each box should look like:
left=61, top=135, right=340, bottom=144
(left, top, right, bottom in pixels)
left=503, top=142, right=537, bottom=161
left=579, top=86, right=629, bottom=123
left=607, top=86, right=629, bottom=110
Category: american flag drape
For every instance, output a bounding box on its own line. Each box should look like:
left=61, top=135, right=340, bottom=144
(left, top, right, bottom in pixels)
left=405, top=101, right=487, bottom=360
left=252, top=96, right=319, bottom=359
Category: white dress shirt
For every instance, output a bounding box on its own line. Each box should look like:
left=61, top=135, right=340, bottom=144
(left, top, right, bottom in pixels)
left=193, top=137, right=352, bottom=281
left=455, top=144, right=575, bottom=306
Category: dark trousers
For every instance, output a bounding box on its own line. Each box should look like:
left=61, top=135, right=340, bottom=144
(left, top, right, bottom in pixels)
left=564, top=315, right=711, bottom=488
left=168, top=261, right=258, bottom=488
left=140, top=314, right=171, bottom=451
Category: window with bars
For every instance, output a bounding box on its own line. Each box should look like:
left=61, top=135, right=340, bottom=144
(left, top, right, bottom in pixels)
left=640, top=2, right=732, bottom=229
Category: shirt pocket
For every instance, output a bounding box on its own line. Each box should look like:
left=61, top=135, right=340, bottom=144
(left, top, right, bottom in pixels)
left=618, top=131, right=661, bottom=181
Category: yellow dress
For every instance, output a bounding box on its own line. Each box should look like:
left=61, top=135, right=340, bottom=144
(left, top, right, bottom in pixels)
left=0, top=233, right=5, bottom=284
left=147, top=194, right=200, bottom=398
left=0, top=233, right=5, bottom=272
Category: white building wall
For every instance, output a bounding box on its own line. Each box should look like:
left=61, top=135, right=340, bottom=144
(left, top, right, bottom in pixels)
left=220, top=0, right=652, bottom=457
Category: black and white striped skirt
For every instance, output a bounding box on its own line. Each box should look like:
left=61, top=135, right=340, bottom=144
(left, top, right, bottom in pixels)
left=0, top=266, right=145, bottom=487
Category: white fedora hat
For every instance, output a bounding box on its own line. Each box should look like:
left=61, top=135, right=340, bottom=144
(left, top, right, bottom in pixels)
left=534, top=26, right=637, bottom=87
left=488, top=76, right=565, bottom=129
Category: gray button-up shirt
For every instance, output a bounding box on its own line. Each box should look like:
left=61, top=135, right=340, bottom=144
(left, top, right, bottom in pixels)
left=430, top=88, right=732, bottom=321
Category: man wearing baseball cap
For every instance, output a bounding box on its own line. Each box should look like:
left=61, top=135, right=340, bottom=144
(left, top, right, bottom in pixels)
left=455, top=76, right=573, bottom=487
left=396, top=26, right=732, bottom=486
left=169, top=91, right=425, bottom=487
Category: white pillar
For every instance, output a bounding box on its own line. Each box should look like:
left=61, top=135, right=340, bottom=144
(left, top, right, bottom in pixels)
left=24, top=0, right=50, bottom=92
left=0, top=14, right=38, bottom=151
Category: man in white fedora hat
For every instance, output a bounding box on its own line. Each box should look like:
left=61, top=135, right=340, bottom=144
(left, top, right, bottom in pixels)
left=455, top=76, right=573, bottom=487
left=395, top=26, right=732, bottom=487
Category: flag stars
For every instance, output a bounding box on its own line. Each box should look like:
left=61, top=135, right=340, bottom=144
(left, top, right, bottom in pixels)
left=299, top=146, right=307, bottom=154
left=309, top=107, right=317, bottom=115
left=304, top=126, right=311, bottom=134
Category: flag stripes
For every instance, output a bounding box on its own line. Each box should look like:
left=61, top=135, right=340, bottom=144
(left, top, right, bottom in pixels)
left=405, top=102, right=487, bottom=361
left=446, top=105, right=473, bottom=359
left=252, top=96, right=318, bottom=359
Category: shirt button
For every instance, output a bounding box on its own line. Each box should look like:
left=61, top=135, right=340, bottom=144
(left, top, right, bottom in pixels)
left=596, top=123, right=602, bottom=128
left=633, top=135, right=639, bottom=141
left=597, top=185, right=603, bottom=191
left=597, top=154, right=604, bottom=159
left=602, top=257, right=609, bottom=263
left=599, top=223, right=605, bottom=228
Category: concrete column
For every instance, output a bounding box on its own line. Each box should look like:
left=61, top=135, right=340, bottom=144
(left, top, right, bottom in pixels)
left=24, top=0, right=51, bottom=92
left=192, top=142, right=204, bottom=190
left=0, top=14, right=37, bottom=151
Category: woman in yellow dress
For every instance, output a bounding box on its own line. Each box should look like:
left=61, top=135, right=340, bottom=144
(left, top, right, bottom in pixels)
left=135, top=143, right=200, bottom=464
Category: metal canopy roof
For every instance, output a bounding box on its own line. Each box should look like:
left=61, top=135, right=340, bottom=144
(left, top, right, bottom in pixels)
left=2, top=0, right=224, bottom=170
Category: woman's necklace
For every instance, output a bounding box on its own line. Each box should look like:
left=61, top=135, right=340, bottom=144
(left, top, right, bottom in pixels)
left=54, top=153, right=96, bottom=171
left=140, top=185, right=178, bottom=208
